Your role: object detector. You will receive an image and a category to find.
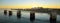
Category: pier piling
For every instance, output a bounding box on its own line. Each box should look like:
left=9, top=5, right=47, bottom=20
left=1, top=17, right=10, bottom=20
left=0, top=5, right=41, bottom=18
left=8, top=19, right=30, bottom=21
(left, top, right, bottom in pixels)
left=17, top=10, right=21, bottom=18
left=4, top=10, right=7, bottom=15
left=50, top=11, right=57, bottom=23
left=9, top=11, right=12, bottom=15
left=30, top=11, right=35, bottom=22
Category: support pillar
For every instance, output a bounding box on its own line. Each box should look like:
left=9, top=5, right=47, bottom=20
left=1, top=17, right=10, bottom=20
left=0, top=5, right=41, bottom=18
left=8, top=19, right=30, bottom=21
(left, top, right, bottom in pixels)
left=50, top=11, right=57, bottom=23
left=17, top=10, right=21, bottom=18
left=9, top=11, right=12, bottom=16
left=30, top=11, right=35, bottom=22
left=4, top=10, right=7, bottom=15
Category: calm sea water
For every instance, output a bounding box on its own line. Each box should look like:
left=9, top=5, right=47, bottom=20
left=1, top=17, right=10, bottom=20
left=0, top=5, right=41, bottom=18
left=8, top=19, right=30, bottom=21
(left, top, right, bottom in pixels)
left=0, top=9, right=60, bottom=23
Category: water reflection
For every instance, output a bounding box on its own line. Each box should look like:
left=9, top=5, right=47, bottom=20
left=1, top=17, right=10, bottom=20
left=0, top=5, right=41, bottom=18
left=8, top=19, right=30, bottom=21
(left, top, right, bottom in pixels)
left=30, top=20, right=35, bottom=23
left=50, top=16, right=57, bottom=23
left=17, top=15, right=21, bottom=19
left=9, top=14, right=12, bottom=17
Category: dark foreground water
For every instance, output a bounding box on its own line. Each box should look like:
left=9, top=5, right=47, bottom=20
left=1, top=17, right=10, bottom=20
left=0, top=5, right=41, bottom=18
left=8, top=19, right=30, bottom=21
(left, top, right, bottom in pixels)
left=0, top=9, right=60, bottom=23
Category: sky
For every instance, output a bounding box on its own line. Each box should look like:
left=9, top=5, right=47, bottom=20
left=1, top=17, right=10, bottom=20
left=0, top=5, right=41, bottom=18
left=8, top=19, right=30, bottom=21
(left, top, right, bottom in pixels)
left=0, top=0, right=60, bottom=9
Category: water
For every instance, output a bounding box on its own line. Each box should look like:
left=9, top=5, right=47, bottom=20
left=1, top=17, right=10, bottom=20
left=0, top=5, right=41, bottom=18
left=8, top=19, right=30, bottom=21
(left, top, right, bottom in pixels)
left=0, top=10, right=60, bottom=23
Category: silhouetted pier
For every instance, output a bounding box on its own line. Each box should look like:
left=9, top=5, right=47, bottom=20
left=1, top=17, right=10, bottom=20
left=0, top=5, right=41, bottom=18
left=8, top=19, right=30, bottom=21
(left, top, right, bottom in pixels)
left=3, top=8, right=60, bottom=23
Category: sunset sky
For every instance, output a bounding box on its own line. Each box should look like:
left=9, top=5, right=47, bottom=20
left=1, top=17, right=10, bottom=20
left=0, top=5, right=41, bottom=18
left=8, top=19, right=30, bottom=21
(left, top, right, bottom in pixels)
left=0, top=0, right=60, bottom=9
